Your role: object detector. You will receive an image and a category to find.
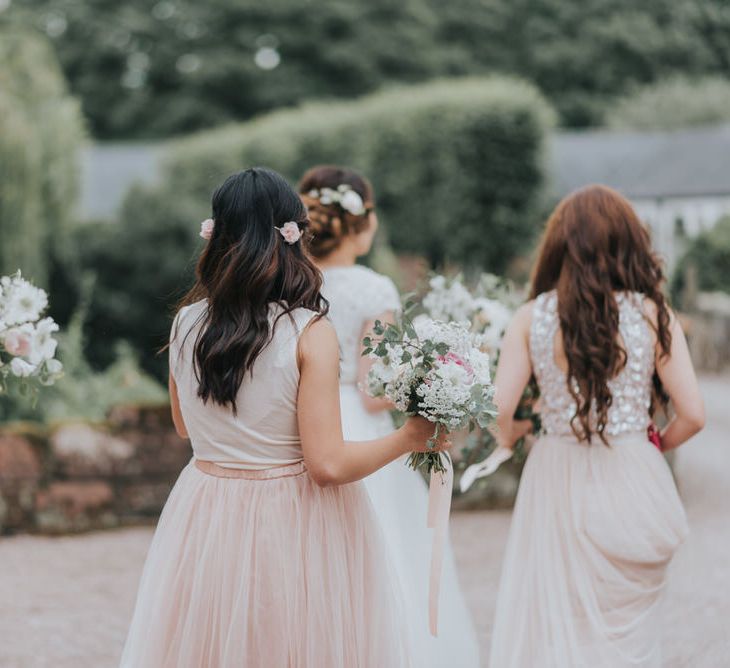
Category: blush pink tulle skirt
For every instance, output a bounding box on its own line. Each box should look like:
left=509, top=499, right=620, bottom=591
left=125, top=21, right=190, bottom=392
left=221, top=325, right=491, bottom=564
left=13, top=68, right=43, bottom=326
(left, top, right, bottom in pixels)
left=489, top=432, right=689, bottom=668
left=120, top=459, right=411, bottom=668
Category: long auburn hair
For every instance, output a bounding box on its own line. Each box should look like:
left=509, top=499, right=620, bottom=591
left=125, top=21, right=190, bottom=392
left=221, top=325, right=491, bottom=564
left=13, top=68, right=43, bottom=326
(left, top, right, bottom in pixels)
left=175, top=167, right=328, bottom=411
left=530, top=185, right=672, bottom=442
left=298, top=165, right=375, bottom=259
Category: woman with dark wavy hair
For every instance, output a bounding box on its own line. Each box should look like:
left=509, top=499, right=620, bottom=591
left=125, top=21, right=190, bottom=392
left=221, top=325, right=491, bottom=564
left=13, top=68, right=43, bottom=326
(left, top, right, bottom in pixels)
left=120, top=168, right=443, bottom=667
left=486, top=185, right=704, bottom=667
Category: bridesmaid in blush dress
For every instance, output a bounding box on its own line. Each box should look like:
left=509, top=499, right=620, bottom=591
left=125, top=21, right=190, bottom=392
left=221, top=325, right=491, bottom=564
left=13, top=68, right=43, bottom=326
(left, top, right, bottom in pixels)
left=484, top=185, right=704, bottom=667
left=120, top=168, right=446, bottom=668
left=298, top=165, right=480, bottom=668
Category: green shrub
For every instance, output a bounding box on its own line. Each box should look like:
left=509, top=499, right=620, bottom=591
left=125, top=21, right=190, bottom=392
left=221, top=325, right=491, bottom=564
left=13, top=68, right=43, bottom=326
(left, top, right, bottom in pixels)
left=0, top=27, right=84, bottom=286
left=607, top=76, right=730, bottom=131
left=672, top=217, right=730, bottom=303
left=167, top=76, right=554, bottom=267
left=59, top=76, right=553, bottom=379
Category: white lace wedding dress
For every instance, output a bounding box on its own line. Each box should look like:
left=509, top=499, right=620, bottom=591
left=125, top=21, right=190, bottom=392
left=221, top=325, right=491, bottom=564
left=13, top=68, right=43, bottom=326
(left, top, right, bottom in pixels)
left=322, top=265, right=480, bottom=668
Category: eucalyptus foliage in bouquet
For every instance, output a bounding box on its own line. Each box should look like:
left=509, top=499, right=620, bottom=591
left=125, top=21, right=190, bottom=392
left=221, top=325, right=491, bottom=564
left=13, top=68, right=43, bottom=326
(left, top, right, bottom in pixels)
left=0, top=272, right=63, bottom=399
left=363, top=304, right=497, bottom=474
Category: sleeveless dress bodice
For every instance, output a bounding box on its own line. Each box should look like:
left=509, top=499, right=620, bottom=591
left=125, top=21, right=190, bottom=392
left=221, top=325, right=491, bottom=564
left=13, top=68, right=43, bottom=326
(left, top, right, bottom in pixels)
left=321, top=265, right=401, bottom=385
left=169, top=299, right=317, bottom=469
left=529, top=290, right=654, bottom=438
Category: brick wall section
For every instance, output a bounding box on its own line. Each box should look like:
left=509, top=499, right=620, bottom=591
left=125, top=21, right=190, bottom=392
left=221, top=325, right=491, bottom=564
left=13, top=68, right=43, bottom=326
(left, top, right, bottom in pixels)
left=0, top=404, right=191, bottom=535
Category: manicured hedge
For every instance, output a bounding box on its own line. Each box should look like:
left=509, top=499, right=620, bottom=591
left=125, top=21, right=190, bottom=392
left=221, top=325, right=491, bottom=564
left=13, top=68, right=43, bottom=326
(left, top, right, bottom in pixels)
left=68, top=76, right=554, bottom=379
left=166, top=75, right=555, bottom=268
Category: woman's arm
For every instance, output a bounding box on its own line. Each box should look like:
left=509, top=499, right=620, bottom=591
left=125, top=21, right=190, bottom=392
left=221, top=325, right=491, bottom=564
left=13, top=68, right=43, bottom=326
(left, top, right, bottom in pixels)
left=357, top=310, right=396, bottom=414
left=297, top=318, right=447, bottom=486
left=169, top=372, right=189, bottom=439
left=492, top=303, right=534, bottom=450
left=655, top=310, right=705, bottom=450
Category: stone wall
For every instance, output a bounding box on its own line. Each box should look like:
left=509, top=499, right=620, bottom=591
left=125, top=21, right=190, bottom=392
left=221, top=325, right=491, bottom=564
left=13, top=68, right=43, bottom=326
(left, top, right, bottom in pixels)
left=0, top=404, right=190, bottom=535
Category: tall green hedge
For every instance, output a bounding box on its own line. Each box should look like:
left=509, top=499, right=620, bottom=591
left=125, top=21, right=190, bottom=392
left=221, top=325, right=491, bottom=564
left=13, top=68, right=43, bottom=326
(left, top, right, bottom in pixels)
left=0, top=28, right=84, bottom=286
left=167, top=75, right=554, bottom=267
left=63, top=76, right=553, bottom=379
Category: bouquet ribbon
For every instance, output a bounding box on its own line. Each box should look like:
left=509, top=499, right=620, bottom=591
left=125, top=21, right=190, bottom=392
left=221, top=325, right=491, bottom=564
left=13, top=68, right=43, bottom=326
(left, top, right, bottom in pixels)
left=427, top=453, right=453, bottom=637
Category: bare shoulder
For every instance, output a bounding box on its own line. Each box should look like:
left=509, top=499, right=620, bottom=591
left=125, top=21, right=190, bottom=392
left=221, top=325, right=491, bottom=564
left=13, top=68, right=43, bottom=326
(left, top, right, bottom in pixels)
left=641, top=296, right=678, bottom=328
left=512, top=300, right=534, bottom=331
left=297, top=316, right=339, bottom=369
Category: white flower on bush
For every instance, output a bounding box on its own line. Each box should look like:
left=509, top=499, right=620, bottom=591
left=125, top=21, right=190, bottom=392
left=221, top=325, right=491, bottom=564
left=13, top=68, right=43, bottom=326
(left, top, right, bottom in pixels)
left=29, top=317, right=59, bottom=364
left=3, top=325, right=33, bottom=357
left=1, top=274, right=48, bottom=326
left=0, top=271, right=63, bottom=394
left=10, top=357, right=36, bottom=377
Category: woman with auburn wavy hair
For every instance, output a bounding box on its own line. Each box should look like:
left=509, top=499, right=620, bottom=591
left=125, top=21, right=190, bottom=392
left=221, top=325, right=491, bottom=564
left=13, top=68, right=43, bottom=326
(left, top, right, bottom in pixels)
left=485, top=185, right=704, bottom=667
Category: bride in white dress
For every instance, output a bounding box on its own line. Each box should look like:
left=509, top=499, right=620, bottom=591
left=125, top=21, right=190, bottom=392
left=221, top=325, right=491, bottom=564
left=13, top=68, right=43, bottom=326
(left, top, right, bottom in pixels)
left=299, top=166, right=480, bottom=667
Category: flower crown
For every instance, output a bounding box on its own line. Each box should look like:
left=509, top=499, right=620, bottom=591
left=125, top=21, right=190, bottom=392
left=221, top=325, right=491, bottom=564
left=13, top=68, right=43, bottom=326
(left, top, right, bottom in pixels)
left=199, top=218, right=302, bottom=244
left=306, top=184, right=367, bottom=216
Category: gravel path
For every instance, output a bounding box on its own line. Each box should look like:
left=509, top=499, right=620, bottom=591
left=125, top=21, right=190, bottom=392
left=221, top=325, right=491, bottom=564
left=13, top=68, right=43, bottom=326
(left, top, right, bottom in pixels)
left=1, top=376, right=728, bottom=667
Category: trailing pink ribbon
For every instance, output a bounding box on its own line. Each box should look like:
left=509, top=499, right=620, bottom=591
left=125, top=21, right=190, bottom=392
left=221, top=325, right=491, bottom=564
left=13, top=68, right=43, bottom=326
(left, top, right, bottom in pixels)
left=427, top=453, right=453, bottom=637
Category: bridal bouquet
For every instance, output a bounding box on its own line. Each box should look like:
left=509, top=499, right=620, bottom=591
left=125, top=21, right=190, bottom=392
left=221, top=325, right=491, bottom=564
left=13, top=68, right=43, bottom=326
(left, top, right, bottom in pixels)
left=420, top=273, right=541, bottom=482
left=364, top=309, right=497, bottom=474
left=421, top=273, right=516, bottom=356
left=0, top=272, right=63, bottom=397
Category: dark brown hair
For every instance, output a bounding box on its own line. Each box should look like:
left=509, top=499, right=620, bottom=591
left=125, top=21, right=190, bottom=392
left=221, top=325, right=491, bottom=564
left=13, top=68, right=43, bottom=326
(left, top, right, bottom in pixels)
left=530, top=184, right=672, bottom=442
left=298, top=165, right=374, bottom=259
left=176, top=167, right=328, bottom=411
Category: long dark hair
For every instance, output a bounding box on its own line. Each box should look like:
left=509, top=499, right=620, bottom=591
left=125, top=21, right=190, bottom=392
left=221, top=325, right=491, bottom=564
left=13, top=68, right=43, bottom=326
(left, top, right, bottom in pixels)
left=176, top=167, right=328, bottom=410
left=530, top=185, right=672, bottom=442
left=298, top=165, right=375, bottom=259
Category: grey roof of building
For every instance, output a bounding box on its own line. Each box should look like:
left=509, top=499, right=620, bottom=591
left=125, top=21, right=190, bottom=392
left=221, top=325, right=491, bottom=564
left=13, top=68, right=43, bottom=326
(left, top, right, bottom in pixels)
left=77, top=124, right=730, bottom=220
left=549, top=124, right=730, bottom=200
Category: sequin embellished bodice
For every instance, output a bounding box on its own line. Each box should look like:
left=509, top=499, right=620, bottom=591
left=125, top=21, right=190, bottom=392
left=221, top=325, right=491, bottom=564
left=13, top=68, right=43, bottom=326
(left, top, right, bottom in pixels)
left=529, top=290, right=654, bottom=438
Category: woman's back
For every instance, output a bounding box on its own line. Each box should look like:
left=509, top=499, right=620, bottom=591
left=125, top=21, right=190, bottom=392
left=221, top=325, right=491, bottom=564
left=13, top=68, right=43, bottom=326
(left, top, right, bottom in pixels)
left=530, top=289, right=654, bottom=438
left=321, top=264, right=400, bottom=385
left=170, top=300, right=316, bottom=469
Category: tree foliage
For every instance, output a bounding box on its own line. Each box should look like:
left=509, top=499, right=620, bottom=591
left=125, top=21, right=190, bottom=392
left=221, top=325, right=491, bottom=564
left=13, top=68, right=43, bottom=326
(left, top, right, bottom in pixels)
left=0, top=26, right=84, bottom=286
left=6, top=0, right=730, bottom=137
left=673, top=216, right=730, bottom=302
left=606, top=76, right=730, bottom=130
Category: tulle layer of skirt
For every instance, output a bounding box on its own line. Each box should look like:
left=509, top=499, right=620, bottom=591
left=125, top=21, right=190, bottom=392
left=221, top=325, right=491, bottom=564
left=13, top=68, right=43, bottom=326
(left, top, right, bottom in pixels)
left=489, top=432, right=689, bottom=668
left=339, top=385, right=481, bottom=668
left=120, top=459, right=411, bottom=668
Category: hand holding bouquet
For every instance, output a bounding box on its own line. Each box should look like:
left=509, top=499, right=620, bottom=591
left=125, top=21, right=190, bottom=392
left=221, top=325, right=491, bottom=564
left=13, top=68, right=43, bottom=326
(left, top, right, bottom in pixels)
left=363, top=309, right=497, bottom=474
left=0, top=272, right=63, bottom=398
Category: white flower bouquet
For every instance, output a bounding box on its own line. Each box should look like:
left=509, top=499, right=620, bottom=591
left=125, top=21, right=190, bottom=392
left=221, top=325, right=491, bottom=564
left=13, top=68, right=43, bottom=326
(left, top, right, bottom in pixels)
left=363, top=307, right=497, bottom=474
left=420, top=273, right=541, bottom=485
left=421, top=273, right=516, bottom=357
left=0, top=272, right=63, bottom=397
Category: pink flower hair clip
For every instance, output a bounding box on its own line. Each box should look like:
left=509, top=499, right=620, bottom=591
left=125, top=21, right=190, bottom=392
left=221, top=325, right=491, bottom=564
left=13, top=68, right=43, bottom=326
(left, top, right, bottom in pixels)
left=276, top=221, right=302, bottom=244
left=199, top=218, right=215, bottom=240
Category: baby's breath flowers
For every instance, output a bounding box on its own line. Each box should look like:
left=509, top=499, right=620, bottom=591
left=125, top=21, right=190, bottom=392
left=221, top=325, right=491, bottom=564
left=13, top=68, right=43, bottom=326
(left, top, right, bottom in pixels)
left=364, top=303, right=497, bottom=474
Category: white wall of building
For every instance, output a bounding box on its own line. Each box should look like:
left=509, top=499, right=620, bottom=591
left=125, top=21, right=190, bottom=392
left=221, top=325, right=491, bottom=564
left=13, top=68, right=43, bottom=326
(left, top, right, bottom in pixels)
left=633, top=195, right=730, bottom=270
